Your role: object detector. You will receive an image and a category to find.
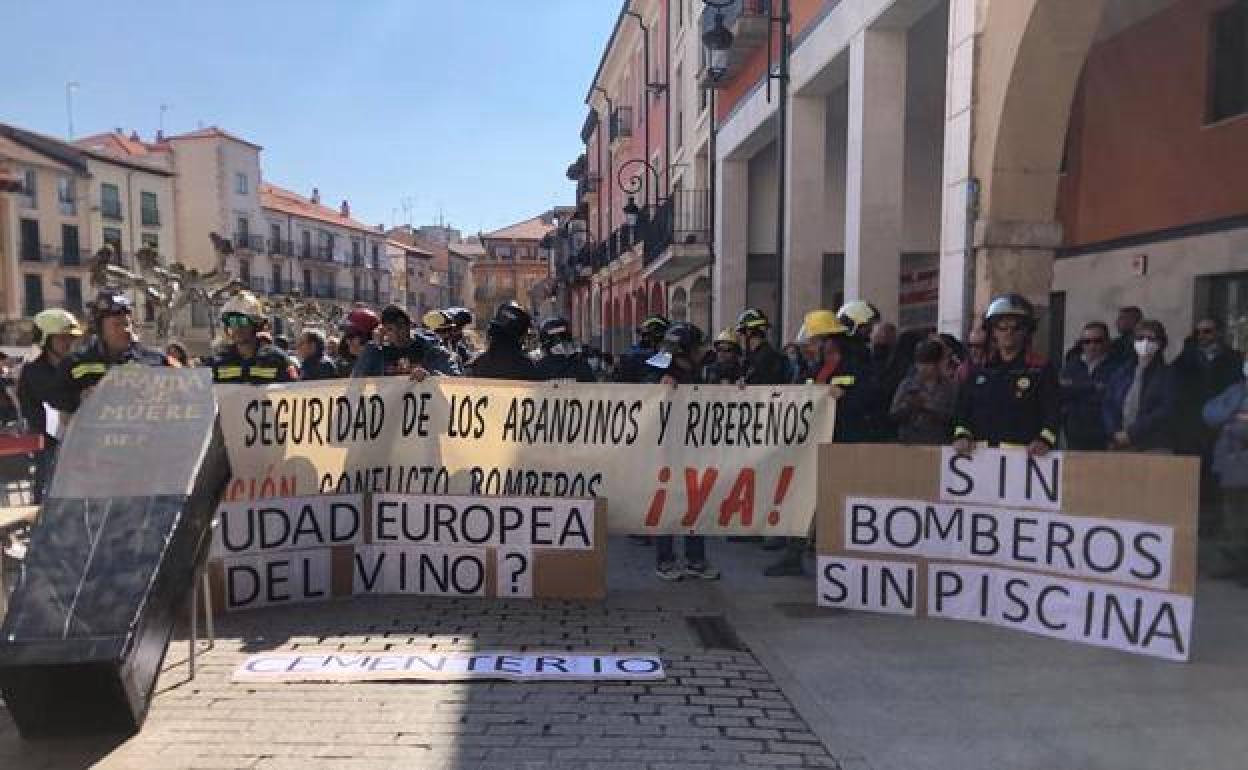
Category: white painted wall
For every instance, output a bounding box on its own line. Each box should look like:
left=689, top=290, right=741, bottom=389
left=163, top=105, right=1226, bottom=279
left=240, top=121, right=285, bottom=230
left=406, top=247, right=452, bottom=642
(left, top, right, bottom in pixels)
left=1053, top=227, right=1248, bottom=353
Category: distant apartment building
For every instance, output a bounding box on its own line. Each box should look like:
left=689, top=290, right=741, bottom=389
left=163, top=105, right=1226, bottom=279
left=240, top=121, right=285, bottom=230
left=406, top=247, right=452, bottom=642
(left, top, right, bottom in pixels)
left=385, top=234, right=436, bottom=318
left=0, top=123, right=176, bottom=341
left=261, top=184, right=390, bottom=312
left=473, top=213, right=558, bottom=324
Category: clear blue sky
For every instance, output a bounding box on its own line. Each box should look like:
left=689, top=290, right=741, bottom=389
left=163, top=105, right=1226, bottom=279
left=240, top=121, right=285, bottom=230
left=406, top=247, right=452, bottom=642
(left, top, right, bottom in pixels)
left=1, top=0, right=619, bottom=234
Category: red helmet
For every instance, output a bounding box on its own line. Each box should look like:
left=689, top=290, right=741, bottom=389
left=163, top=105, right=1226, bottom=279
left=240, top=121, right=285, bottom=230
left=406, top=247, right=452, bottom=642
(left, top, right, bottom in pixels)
left=342, top=307, right=380, bottom=338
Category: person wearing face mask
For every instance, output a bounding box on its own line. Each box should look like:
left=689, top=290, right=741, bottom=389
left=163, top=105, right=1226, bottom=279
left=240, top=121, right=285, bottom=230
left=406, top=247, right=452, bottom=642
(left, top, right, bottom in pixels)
left=208, top=291, right=300, bottom=385
left=1103, top=319, right=1176, bottom=452
left=644, top=322, right=720, bottom=582
left=952, top=294, right=1060, bottom=458
left=535, top=317, right=595, bottom=383
left=615, top=315, right=672, bottom=384
left=467, top=301, right=540, bottom=381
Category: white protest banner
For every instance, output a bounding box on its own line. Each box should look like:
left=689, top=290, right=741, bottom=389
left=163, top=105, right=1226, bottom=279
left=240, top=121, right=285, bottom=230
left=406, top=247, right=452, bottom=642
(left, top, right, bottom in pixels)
left=817, top=445, right=1199, bottom=661
left=207, top=495, right=606, bottom=610
left=232, top=651, right=666, bottom=683
left=213, top=379, right=836, bottom=535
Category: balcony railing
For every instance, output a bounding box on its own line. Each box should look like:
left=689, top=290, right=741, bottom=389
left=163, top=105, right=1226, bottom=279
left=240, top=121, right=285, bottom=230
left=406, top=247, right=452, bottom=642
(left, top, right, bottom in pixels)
left=141, top=209, right=160, bottom=227
left=311, top=285, right=336, bottom=299
left=243, top=276, right=267, bottom=293
left=233, top=233, right=264, bottom=252
left=61, top=248, right=91, bottom=267
left=101, top=200, right=123, bottom=220
left=576, top=173, right=601, bottom=202
left=642, top=189, right=712, bottom=265
left=270, top=278, right=294, bottom=294
left=269, top=239, right=295, bottom=257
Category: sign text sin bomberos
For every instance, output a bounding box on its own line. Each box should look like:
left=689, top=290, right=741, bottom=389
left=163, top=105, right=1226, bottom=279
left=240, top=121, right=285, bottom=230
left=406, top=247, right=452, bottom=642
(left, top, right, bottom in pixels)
left=816, top=446, right=1198, bottom=662
left=214, top=379, right=837, bottom=536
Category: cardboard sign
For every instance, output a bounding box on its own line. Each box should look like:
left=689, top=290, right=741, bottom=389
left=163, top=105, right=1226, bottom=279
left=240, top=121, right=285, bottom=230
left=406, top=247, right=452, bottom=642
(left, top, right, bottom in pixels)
left=207, top=495, right=605, bottom=610
left=816, top=446, right=1198, bottom=662
left=232, top=651, right=666, bottom=683
left=214, top=379, right=837, bottom=535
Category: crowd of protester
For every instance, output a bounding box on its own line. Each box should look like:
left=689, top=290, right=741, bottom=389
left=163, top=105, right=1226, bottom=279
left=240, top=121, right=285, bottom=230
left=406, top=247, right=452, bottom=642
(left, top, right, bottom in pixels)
left=10, top=287, right=1248, bottom=584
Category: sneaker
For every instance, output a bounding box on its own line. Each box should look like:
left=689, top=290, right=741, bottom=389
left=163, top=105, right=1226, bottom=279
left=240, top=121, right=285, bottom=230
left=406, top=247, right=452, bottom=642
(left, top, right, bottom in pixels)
left=763, top=557, right=804, bottom=577
left=655, top=561, right=684, bottom=581
left=683, top=561, right=721, bottom=580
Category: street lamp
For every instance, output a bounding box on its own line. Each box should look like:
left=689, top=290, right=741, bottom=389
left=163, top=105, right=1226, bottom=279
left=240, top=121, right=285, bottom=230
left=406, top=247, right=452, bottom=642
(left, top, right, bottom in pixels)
left=622, top=198, right=641, bottom=229
left=701, top=1, right=735, bottom=81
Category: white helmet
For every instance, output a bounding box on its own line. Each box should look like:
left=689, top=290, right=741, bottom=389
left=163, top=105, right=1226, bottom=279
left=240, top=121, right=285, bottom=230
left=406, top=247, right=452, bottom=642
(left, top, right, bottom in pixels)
left=837, top=300, right=880, bottom=336
left=221, top=291, right=265, bottom=322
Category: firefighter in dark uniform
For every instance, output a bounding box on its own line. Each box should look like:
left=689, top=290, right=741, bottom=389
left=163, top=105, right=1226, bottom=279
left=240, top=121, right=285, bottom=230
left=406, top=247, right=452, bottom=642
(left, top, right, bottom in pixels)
left=467, top=301, right=540, bottom=381
left=614, top=315, right=671, bottom=383
left=444, top=306, right=477, bottom=365
left=535, top=317, right=596, bottom=383
left=953, top=293, right=1060, bottom=457
left=354, top=304, right=461, bottom=380
left=423, top=309, right=466, bottom=372
left=50, top=291, right=171, bottom=414
left=764, top=309, right=858, bottom=576
left=737, top=307, right=788, bottom=385
left=209, top=291, right=299, bottom=385
left=703, top=328, right=743, bottom=384
left=837, top=299, right=892, bottom=440
left=644, top=322, right=721, bottom=581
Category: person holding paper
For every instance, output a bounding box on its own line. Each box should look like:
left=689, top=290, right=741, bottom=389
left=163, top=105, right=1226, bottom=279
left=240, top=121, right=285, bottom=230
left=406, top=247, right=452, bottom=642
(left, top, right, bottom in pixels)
left=952, top=293, right=1059, bottom=457
left=18, top=309, right=84, bottom=503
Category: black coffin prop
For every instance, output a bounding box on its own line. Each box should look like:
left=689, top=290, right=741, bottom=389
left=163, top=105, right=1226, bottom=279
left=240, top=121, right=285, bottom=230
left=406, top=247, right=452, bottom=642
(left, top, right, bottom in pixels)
left=0, top=367, right=228, bottom=738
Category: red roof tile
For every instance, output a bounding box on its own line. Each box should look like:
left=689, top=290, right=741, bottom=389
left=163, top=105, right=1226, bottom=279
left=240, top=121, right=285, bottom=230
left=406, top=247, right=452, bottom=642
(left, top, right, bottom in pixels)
left=485, top=215, right=556, bottom=241
left=167, top=126, right=263, bottom=150
left=261, top=182, right=380, bottom=236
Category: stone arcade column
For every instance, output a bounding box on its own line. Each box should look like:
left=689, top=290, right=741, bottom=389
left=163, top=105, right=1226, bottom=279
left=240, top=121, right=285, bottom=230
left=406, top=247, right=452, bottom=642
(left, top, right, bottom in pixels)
left=844, top=26, right=907, bottom=325
left=782, top=95, right=828, bottom=339
left=713, top=157, right=749, bottom=333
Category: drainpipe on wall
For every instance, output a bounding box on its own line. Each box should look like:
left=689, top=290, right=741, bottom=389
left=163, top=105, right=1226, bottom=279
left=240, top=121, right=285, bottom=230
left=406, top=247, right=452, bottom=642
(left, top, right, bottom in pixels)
left=962, top=177, right=981, bottom=338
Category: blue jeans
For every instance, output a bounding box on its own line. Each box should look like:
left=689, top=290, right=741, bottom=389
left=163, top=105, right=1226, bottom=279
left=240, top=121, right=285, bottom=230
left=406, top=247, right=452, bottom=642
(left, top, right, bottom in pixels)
left=656, top=535, right=706, bottom=566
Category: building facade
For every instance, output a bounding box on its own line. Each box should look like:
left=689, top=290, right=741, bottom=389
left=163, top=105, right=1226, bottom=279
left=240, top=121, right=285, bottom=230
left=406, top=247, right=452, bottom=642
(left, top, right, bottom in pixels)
left=566, top=0, right=1248, bottom=356
left=473, top=213, right=558, bottom=325
left=260, top=184, right=390, bottom=313
left=0, top=124, right=177, bottom=341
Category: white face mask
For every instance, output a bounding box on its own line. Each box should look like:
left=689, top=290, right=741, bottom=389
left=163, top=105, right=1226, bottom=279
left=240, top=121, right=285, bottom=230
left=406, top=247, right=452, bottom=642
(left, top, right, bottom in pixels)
left=549, top=342, right=580, bottom=357
left=1134, top=339, right=1160, bottom=358
left=646, top=351, right=673, bottom=370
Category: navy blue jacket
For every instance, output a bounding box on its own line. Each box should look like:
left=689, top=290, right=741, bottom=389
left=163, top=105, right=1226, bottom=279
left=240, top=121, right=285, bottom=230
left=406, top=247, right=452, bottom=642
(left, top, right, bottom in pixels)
left=1059, top=356, right=1119, bottom=449
left=1103, top=357, right=1175, bottom=451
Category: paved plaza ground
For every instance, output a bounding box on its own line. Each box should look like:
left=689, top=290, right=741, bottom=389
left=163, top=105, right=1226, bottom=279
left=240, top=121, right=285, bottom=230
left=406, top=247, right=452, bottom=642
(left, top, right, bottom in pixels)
left=2, top=537, right=1247, bottom=769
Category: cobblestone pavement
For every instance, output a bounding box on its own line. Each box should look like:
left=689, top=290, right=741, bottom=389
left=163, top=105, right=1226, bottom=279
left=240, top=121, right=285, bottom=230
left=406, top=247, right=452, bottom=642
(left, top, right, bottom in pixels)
left=0, top=545, right=842, bottom=770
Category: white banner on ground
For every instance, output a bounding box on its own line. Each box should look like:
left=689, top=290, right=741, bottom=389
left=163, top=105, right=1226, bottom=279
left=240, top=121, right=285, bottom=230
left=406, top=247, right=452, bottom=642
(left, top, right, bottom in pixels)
left=214, top=379, right=837, bottom=535
left=231, top=651, right=666, bottom=682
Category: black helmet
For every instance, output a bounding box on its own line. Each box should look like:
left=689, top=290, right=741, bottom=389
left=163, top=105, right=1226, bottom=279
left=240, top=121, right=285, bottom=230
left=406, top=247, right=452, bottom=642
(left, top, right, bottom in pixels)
left=90, top=291, right=133, bottom=320
left=983, top=293, right=1036, bottom=332
left=636, top=314, right=671, bottom=342
left=736, top=307, right=770, bottom=335
left=539, top=317, right=573, bottom=347
left=446, top=307, right=473, bottom=327
left=489, top=301, right=532, bottom=340
left=660, top=322, right=704, bottom=355
left=380, top=304, right=411, bottom=327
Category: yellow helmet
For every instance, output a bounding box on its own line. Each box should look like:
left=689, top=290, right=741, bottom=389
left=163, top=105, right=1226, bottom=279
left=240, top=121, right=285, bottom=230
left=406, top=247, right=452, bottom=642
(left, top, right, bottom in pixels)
left=795, top=310, right=845, bottom=343
left=34, top=308, right=85, bottom=338
left=422, top=309, right=453, bottom=332
left=714, top=327, right=741, bottom=351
